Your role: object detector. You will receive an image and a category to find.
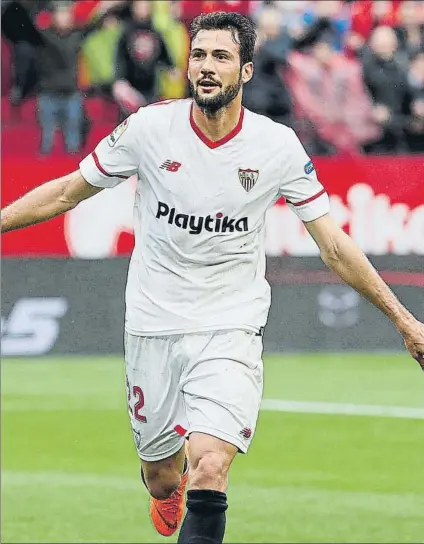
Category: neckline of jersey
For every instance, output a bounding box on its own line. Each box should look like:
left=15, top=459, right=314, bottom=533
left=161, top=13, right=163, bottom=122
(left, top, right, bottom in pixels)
left=189, top=101, right=245, bottom=149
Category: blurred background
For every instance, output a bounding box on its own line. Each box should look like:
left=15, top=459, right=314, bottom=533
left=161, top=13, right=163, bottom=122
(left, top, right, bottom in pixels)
left=1, top=1, right=424, bottom=543
left=2, top=0, right=424, bottom=155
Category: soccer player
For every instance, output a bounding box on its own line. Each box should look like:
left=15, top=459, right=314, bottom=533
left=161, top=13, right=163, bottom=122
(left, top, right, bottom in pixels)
left=2, top=11, right=423, bottom=544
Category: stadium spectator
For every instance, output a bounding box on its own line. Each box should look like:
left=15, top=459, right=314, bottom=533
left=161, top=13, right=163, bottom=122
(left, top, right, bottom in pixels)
left=362, top=25, right=409, bottom=153
left=179, top=0, right=252, bottom=28
left=395, top=0, right=424, bottom=62
left=2, top=0, right=422, bottom=157
left=36, top=1, right=86, bottom=154
left=80, top=11, right=123, bottom=92
left=407, top=51, right=424, bottom=102
left=346, top=0, right=400, bottom=58
left=287, top=35, right=380, bottom=155
left=302, top=0, right=350, bottom=52
left=250, top=1, right=312, bottom=39
left=153, top=0, right=190, bottom=100
left=1, top=0, right=44, bottom=105
left=112, top=0, right=177, bottom=115
left=243, top=6, right=293, bottom=125
left=9, top=0, right=120, bottom=154
left=405, top=51, right=424, bottom=152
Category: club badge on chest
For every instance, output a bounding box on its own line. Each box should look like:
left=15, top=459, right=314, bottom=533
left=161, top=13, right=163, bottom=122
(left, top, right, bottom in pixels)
left=238, top=168, right=259, bottom=192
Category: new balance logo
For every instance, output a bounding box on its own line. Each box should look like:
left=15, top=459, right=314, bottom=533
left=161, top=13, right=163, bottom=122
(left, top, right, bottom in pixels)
left=240, top=427, right=252, bottom=439
left=159, top=160, right=182, bottom=172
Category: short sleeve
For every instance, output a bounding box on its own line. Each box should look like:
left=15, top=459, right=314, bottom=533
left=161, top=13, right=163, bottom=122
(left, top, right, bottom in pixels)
left=79, top=113, right=141, bottom=188
left=279, top=128, right=330, bottom=222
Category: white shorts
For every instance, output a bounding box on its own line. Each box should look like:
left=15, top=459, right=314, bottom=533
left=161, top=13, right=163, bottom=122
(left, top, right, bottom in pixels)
left=124, top=329, right=264, bottom=461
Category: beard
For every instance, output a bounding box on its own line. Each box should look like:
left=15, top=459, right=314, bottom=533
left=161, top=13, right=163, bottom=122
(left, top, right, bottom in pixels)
left=189, top=74, right=243, bottom=114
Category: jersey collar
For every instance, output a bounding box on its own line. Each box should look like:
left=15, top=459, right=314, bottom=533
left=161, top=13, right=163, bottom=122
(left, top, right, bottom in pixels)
left=189, top=101, right=244, bottom=149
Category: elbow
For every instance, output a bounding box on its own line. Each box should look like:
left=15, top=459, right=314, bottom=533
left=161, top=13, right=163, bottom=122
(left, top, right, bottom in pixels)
left=57, top=186, right=78, bottom=212
left=58, top=195, right=78, bottom=212
left=57, top=172, right=82, bottom=211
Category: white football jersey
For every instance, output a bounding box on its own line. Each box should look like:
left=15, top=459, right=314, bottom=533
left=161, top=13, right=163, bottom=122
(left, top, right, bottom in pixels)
left=80, top=99, right=329, bottom=335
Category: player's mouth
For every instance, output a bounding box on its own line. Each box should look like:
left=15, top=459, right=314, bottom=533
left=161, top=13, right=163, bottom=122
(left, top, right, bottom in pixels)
left=198, top=79, right=220, bottom=93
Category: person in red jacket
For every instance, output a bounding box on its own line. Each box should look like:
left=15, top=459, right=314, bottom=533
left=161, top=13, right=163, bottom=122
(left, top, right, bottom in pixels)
left=287, top=34, right=381, bottom=155
left=346, top=0, right=401, bottom=57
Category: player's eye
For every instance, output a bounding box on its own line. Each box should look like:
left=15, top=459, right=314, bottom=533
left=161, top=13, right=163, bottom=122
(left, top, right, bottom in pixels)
left=216, top=54, right=228, bottom=60
left=191, top=51, right=204, bottom=59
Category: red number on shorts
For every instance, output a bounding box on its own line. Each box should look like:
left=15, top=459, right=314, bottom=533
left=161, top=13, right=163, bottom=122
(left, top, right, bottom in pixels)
left=133, top=386, right=147, bottom=423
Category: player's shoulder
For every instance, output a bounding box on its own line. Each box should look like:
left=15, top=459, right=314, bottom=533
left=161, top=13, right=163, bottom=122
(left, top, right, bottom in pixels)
left=243, top=108, right=297, bottom=150
left=134, top=98, right=190, bottom=125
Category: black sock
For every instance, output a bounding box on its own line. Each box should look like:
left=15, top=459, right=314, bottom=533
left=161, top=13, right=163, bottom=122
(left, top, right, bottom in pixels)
left=177, top=489, right=228, bottom=544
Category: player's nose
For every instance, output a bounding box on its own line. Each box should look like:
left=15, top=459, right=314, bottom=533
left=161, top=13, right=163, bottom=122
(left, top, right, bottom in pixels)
left=199, top=55, right=216, bottom=74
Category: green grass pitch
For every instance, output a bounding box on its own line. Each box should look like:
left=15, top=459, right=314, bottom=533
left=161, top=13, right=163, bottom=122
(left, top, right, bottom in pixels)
left=2, top=353, right=424, bottom=543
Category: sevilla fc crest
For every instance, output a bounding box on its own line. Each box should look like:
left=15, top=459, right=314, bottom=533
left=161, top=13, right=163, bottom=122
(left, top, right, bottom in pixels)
left=238, top=168, right=259, bottom=192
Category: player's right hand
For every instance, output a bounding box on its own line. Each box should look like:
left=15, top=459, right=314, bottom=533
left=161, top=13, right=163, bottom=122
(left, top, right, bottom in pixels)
left=401, top=319, right=424, bottom=371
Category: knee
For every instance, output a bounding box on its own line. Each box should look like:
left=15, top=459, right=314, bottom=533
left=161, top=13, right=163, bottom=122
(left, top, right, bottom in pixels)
left=189, top=453, right=229, bottom=491
left=143, top=465, right=181, bottom=500
left=148, top=479, right=180, bottom=500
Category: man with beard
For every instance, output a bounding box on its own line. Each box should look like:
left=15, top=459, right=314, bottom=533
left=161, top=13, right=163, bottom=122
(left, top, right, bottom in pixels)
left=2, top=11, right=424, bottom=544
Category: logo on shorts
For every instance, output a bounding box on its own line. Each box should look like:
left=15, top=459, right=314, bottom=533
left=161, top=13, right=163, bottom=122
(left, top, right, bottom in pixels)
left=240, top=427, right=252, bottom=439
left=238, top=168, right=259, bottom=192
left=132, top=428, right=142, bottom=450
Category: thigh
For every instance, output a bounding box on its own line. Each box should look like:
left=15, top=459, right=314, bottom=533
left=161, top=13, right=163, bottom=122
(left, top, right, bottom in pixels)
left=125, top=332, right=188, bottom=461
left=182, top=330, right=264, bottom=454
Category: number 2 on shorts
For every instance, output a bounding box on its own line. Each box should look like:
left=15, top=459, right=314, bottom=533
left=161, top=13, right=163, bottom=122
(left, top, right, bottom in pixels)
left=132, top=385, right=147, bottom=423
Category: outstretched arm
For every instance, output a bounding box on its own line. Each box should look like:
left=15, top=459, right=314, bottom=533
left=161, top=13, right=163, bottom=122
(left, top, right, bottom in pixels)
left=305, top=213, right=424, bottom=368
left=1, top=171, right=102, bottom=233
left=2, top=109, right=144, bottom=235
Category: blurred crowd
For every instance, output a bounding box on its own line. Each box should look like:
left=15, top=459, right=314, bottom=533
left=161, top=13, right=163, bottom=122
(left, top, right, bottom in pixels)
left=2, top=0, right=424, bottom=155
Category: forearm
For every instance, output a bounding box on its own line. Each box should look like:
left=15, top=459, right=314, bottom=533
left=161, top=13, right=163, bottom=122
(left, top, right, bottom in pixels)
left=1, top=172, right=80, bottom=233
left=321, top=230, right=417, bottom=334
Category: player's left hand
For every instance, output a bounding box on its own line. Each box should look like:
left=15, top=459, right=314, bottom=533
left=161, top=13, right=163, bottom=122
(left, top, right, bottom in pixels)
left=401, top=319, right=424, bottom=370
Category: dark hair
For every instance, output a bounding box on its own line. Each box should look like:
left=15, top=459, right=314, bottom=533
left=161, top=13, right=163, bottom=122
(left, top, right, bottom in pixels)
left=190, top=11, right=257, bottom=66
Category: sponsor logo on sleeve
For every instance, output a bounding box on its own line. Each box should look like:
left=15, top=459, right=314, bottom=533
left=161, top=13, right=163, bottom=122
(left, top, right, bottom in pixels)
left=304, top=160, right=315, bottom=175
left=107, top=118, right=129, bottom=147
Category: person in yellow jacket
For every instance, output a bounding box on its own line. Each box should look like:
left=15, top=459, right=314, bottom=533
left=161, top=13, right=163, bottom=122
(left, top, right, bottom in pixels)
left=153, top=1, right=189, bottom=100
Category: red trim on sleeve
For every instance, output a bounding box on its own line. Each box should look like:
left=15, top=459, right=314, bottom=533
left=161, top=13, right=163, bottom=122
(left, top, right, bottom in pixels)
left=289, top=188, right=326, bottom=207
left=190, top=102, right=244, bottom=149
left=92, top=151, right=129, bottom=180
